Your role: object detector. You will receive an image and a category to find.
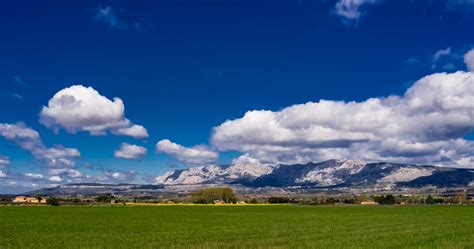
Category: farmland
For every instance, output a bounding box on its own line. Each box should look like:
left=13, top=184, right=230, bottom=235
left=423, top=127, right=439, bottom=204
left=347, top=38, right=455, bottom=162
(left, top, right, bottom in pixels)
left=0, top=205, right=473, bottom=248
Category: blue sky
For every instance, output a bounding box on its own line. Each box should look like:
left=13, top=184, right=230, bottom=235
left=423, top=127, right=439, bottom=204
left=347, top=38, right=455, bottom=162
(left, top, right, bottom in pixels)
left=1, top=0, right=474, bottom=193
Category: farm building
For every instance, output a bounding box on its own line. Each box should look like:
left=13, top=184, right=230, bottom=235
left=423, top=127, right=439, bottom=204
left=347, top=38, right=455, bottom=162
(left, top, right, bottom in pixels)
left=13, top=196, right=47, bottom=204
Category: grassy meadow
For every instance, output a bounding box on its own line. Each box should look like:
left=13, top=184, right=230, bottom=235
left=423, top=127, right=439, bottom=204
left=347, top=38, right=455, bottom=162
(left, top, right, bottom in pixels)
left=0, top=205, right=473, bottom=248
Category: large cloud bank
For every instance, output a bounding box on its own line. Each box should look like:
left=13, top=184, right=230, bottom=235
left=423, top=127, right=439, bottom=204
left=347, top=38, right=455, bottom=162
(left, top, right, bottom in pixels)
left=212, top=71, right=474, bottom=168
left=156, top=139, right=218, bottom=165
left=40, top=85, right=148, bottom=139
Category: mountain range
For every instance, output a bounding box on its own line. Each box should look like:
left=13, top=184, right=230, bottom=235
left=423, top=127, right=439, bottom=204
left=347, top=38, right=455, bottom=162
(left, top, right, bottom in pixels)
left=155, top=160, right=474, bottom=190
left=26, top=160, right=474, bottom=196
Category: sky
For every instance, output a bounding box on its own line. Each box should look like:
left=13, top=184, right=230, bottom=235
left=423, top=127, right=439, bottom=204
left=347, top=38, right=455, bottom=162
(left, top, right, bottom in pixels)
left=1, top=0, right=474, bottom=193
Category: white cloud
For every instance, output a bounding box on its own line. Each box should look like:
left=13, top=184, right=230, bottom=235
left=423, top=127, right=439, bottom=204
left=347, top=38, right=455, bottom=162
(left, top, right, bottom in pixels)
left=0, top=156, right=10, bottom=167
left=39, top=85, right=148, bottom=138
left=0, top=122, right=80, bottom=169
left=25, top=173, right=43, bottom=179
left=334, top=0, right=379, bottom=24
left=49, top=176, right=62, bottom=182
left=114, top=143, right=147, bottom=160
left=464, top=49, right=474, bottom=71
left=0, top=171, right=5, bottom=178
left=156, top=139, right=219, bottom=165
left=212, top=71, right=474, bottom=167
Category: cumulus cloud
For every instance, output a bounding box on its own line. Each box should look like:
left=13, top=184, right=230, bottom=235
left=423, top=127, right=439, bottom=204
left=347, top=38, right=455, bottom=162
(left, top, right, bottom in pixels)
left=464, top=49, right=474, bottom=71
left=114, top=143, right=147, bottom=160
left=156, top=139, right=219, bottom=165
left=39, top=85, right=148, bottom=138
left=0, top=171, right=6, bottom=178
left=0, top=122, right=80, bottom=169
left=212, top=71, right=474, bottom=168
left=333, top=0, right=379, bottom=24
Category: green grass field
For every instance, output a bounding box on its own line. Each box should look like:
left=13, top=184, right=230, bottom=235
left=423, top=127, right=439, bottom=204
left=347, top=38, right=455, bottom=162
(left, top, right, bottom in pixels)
left=0, top=205, right=473, bottom=248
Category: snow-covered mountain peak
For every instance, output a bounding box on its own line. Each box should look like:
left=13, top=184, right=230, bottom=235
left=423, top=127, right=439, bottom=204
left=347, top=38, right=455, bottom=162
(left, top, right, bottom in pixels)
left=154, top=162, right=274, bottom=185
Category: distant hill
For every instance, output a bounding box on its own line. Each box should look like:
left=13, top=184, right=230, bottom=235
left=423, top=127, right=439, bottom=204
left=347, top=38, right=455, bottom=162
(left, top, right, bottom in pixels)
left=23, top=183, right=164, bottom=196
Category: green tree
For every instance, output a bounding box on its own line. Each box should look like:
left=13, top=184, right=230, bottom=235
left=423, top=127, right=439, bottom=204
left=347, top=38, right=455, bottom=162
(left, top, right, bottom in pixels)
left=46, top=197, right=60, bottom=206
left=35, top=193, right=43, bottom=203
left=192, top=187, right=237, bottom=204
left=425, top=195, right=435, bottom=204
left=96, top=194, right=113, bottom=203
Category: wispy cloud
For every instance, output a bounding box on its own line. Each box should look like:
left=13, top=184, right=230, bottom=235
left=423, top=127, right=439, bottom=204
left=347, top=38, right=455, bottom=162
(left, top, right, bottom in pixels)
left=12, top=75, right=26, bottom=86
left=333, top=0, right=379, bottom=25
left=10, top=93, right=24, bottom=100
left=95, top=6, right=121, bottom=28
left=94, top=6, right=140, bottom=30
left=406, top=47, right=468, bottom=71
left=432, top=47, right=453, bottom=68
